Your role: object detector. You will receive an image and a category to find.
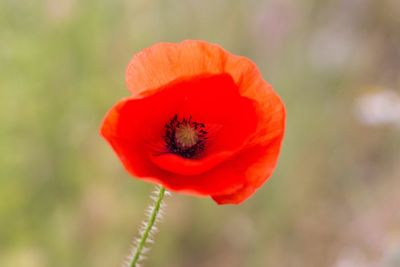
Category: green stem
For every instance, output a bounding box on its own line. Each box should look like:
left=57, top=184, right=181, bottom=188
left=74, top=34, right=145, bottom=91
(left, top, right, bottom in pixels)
left=129, top=186, right=166, bottom=267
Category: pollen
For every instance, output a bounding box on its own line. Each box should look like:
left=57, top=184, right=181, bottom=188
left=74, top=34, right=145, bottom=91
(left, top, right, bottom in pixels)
left=164, top=115, right=207, bottom=158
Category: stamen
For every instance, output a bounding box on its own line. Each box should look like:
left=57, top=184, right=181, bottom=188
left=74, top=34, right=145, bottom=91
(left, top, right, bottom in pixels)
left=164, top=114, right=207, bottom=158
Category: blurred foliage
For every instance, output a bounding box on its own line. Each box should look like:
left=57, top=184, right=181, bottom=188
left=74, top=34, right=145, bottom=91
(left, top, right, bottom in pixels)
left=1, top=0, right=400, bottom=266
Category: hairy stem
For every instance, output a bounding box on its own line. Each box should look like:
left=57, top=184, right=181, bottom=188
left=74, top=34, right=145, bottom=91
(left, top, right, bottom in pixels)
left=125, top=186, right=167, bottom=267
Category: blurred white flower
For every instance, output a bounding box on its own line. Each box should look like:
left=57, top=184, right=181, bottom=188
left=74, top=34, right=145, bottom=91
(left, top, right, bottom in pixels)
left=354, top=89, right=400, bottom=128
left=382, top=237, right=400, bottom=267
left=333, top=247, right=375, bottom=267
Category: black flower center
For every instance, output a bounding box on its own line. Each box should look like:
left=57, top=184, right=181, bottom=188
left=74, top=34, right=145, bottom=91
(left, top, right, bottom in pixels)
left=164, top=114, right=207, bottom=158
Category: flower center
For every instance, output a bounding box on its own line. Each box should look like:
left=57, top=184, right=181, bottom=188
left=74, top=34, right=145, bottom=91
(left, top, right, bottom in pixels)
left=175, top=124, right=199, bottom=148
left=164, top=115, right=207, bottom=158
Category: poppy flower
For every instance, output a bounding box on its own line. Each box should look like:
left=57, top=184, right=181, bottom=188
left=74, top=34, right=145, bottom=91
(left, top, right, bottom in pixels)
left=101, top=40, right=285, bottom=204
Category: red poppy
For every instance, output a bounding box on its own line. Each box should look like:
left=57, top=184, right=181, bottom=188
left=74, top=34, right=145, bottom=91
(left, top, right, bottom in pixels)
left=101, top=40, right=285, bottom=204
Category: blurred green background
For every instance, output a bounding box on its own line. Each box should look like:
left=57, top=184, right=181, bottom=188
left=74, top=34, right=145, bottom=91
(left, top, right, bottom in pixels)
left=1, top=0, right=400, bottom=266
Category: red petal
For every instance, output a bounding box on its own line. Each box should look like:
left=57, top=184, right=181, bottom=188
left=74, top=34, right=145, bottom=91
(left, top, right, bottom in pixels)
left=126, top=40, right=265, bottom=99
left=211, top=90, right=286, bottom=204
left=211, top=136, right=284, bottom=204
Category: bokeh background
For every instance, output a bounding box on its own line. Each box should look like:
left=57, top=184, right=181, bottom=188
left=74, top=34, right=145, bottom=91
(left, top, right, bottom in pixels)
left=1, top=0, right=400, bottom=266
